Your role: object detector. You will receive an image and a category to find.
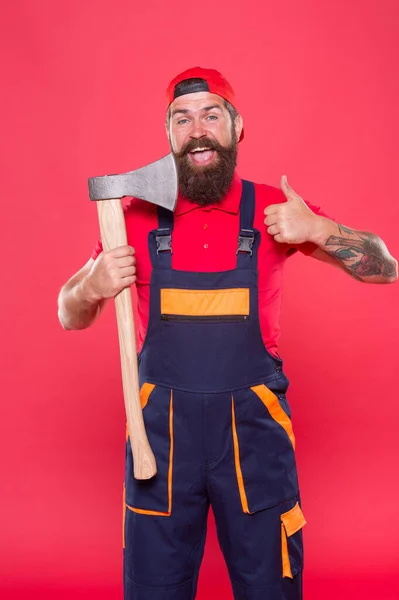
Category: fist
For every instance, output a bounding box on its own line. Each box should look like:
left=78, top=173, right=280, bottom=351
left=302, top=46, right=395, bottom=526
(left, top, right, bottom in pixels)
left=87, top=245, right=136, bottom=300
left=264, top=176, right=318, bottom=244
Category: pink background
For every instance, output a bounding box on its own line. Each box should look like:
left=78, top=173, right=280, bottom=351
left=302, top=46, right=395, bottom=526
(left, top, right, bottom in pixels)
left=1, top=1, right=398, bottom=598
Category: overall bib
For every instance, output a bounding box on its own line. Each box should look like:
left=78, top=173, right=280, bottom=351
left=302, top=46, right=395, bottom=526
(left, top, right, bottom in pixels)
left=123, top=181, right=306, bottom=600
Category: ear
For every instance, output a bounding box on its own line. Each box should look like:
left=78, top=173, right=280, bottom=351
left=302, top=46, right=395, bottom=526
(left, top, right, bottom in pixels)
left=165, top=121, right=173, bottom=150
left=234, top=114, right=243, bottom=142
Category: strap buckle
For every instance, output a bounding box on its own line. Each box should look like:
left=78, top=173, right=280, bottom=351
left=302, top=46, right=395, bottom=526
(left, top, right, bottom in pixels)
left=237, top=229, right=255, bottom=256
left=156, top=228, right=172, bottom=254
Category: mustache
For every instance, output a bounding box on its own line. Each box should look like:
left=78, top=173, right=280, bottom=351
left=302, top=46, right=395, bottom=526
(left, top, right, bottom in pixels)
left=175, top=137, right=227, bottom=158
left=172, top=132, right=238, bottom=206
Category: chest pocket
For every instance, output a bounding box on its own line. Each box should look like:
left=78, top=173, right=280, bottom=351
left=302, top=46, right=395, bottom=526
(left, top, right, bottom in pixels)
left=160, top=287, right=250, bottom=321
left=155, top=286, right=252, bottom=391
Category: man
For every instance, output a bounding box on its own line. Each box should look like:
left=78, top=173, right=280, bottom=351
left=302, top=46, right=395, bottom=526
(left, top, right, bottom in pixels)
left=58, top=67, right=397, bottom=600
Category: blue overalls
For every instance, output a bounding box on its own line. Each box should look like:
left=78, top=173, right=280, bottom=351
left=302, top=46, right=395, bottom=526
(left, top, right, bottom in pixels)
left=123, top=181, right=306, bottom=600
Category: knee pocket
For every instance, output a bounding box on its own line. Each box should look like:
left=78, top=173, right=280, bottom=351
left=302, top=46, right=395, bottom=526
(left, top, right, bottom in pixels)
left=281, top=501, right=306, bottom=578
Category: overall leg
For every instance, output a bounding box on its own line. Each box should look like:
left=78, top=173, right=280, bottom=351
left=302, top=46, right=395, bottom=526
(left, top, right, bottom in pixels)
left=206, top=390, right=305, bottom=600
left=123, top=497, right=209, bottom=600
left=209, top=491, right=304, bottom=600
left=124, top=387, right=209, bottom=600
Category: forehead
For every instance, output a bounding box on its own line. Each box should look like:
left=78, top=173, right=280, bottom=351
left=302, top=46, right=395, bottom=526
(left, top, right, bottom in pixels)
left=169, top=92, right=226, bottom=115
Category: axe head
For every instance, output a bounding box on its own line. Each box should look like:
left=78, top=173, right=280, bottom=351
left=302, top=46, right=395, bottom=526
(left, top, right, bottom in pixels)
left=88, top=153, right=178, bottom=212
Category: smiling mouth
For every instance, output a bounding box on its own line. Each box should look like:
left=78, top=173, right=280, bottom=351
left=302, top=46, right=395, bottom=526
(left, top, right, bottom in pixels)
left=188, top=148, right=216, bottom=165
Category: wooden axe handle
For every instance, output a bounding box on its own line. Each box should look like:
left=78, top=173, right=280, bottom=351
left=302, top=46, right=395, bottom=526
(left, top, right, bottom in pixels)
left=97, top=198, right=157, bottom=480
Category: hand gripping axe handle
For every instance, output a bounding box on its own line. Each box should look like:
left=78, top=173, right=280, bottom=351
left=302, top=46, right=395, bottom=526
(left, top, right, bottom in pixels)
left=88, top=154, right=178, bottom=479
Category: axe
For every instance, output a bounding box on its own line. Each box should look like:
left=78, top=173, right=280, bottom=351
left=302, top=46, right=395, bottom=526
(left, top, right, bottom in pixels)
left=88, top=154, right=178, bottom=480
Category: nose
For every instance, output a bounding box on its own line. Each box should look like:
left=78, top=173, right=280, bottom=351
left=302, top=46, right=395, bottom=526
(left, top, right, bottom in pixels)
left=189, top=118, right=207, bottom=139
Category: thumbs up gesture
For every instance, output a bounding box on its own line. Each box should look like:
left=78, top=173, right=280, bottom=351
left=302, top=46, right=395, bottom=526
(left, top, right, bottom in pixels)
left=264, top=176, right=319, bottom=244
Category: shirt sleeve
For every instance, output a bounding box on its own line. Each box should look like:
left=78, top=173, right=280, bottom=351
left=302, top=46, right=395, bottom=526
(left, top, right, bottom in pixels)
left=289, top=199, right=336, bottom=256
left=91, top=239, right=103, bottom=261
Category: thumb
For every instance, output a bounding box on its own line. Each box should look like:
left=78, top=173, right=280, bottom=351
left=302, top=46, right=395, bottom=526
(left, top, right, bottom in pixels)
left=280, top=174, right=294, bottom=201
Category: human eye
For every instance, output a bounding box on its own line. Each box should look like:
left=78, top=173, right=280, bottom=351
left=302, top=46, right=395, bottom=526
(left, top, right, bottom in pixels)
left=206, top=115, right=218, bottom=121
left=177, top=118, right=189, bottom=125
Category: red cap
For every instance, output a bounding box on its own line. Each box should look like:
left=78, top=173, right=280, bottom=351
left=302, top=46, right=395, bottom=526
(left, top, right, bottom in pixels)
left=166, top=67, right=243, bottom=141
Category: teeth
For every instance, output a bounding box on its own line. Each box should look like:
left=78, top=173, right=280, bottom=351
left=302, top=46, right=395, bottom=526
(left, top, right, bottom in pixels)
left=191, top=148, right=211, bottom=152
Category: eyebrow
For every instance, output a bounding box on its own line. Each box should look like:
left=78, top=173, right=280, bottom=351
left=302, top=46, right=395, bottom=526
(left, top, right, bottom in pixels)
left=171, top=105, right=223, bottom=117
left=203, top=105, right=222, bottom=112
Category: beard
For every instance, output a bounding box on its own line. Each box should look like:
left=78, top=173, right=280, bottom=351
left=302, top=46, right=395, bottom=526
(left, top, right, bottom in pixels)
left=172, top=132, right=238, bottom=206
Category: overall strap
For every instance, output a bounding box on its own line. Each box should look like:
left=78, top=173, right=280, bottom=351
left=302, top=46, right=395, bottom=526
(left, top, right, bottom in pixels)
left=236, top=180, right=259, bottom=269
left=148, top=206, right=174, bottom=269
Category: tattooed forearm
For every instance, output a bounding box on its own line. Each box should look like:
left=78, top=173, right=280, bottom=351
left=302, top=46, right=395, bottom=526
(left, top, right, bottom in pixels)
left=323, top=225, right=397, bottom=279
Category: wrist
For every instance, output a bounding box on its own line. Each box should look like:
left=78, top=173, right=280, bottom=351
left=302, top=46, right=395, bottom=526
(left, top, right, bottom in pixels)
left=308, top=215, right=336, bottom=246
left=79, top=275, right=103, bottom=305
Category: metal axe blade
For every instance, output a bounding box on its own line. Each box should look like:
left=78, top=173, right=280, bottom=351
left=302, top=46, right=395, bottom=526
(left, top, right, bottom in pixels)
left=88, top=153, right=178, bottom=212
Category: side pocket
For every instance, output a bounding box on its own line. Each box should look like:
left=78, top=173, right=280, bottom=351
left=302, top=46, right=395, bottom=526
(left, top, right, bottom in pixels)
left=250, top=384, right=295, bottom=449
left=231, top=387, right=299, bottom=513
left=125, top=385, right=174, bottom=516
left=281, top=502, right=306, bottom=578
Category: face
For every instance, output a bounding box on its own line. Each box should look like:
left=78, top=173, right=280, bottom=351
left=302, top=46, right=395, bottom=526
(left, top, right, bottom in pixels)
left=166, top=92, right=243, bottom=205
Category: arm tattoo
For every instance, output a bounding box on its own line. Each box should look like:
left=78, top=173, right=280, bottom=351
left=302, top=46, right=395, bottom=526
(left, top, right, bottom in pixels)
left=324, top=225, right=397, bottom=279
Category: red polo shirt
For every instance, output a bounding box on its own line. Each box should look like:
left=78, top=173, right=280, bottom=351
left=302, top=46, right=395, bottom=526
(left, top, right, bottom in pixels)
left=91, top=174, right=332, bottom=356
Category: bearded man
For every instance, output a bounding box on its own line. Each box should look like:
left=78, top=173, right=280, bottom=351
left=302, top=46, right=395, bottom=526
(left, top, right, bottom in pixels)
left=58, top=67, right=397, bottom=600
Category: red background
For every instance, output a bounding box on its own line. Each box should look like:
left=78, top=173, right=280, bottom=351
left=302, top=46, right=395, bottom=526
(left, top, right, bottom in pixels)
left=1, top=1, right=399, bottom=598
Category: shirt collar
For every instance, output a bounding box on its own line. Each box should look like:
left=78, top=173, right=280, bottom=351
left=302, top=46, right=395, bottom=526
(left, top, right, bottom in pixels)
left=175, top=172, right=242, bottom=216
